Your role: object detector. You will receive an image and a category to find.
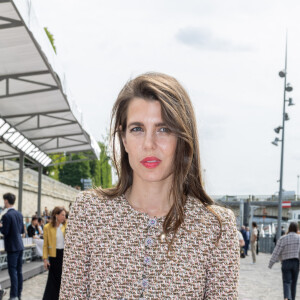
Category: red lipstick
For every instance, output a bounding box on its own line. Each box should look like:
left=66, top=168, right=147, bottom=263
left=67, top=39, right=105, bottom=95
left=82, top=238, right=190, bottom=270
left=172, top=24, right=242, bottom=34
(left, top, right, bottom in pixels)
left=140, top=156, right=161, bottom=169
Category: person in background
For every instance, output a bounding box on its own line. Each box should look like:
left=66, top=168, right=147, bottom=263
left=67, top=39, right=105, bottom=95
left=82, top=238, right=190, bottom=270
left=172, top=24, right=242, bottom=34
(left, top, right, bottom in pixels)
left=42, top=207, right=67, bottom=300
left=256, top=226, right=260, bottom=255
left=269, top=222, right=300, bottom=300
left=27, top=216, right=39, bottom=239
left=238, top=230, right=245, bottom=258
left=24, top=217, right=30, bottom=229
left=241, top=225, right=247, bottom=254
left=23, top=223, right=27, bottom=238
left=250, top=222, right=258, bottom=264
left=245, top=226, right=250, bottom=256
left=0, top=193, right=24, bottom=300
left=42, top=207, right=49, bottom=217
left=42, top=207, right=49, bottom=224
left=38, top=217, right=44, bottom=238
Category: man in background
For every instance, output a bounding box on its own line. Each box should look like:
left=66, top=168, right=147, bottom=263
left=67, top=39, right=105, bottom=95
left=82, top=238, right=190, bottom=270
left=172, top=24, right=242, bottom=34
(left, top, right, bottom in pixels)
left=245, top=226, right=250, bottom=256
left=251, top=222, right=258, bottom=264
left=0, top=193, right=24, bottom=300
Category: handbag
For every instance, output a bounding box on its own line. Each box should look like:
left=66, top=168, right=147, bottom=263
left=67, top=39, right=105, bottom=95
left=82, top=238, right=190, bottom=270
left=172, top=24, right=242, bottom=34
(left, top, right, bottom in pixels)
left=240, top=247, right=246, bottom=258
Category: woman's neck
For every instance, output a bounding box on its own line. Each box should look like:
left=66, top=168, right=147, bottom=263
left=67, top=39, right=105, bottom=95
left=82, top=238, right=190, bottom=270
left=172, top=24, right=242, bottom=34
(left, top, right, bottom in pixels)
left=126, top=175, right=174, bottom=218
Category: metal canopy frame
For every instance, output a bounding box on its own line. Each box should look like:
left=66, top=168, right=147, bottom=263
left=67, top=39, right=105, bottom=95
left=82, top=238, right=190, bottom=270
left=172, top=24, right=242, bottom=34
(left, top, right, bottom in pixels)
left=0, top=0, right=101, bottom=214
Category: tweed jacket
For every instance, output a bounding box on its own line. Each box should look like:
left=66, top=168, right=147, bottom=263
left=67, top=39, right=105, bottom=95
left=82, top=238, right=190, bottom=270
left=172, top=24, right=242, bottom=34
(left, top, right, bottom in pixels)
left=60, top=191, right=239, bottom=299
left=269, top=232, right=300, bottom=268
left=43, top=222, right=67, bottom=259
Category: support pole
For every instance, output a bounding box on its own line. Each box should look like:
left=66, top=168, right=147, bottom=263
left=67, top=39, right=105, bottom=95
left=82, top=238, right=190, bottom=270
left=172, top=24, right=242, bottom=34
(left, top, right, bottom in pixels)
left=277, top=37, right=288, bottom=242
left=239, top=199, right=244, bottom=228
left=18, top=152, right=24, bottom=212
left=37, top=165, right=43, bottom=217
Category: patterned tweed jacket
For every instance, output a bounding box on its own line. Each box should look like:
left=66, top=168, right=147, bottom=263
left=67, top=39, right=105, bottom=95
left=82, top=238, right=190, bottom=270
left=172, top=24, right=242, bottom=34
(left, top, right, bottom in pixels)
left=59, top=191, right=239, bottom=300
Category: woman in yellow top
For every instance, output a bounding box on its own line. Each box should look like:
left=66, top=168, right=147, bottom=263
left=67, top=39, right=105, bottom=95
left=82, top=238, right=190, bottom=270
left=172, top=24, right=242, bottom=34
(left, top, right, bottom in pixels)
left=42, top=206, right=67, bottom=300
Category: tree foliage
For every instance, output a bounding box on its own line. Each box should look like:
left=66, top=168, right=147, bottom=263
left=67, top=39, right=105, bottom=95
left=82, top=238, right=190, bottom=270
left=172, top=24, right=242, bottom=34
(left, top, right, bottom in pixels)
left=43, top=154, right=66, bottom=180
left=89, top=142, right=112, bottom=188
left=58, top=153, right=90, bottom=189
left=44, top=27, right=56, bottom=53
left=53, top=141, right=112, bottom=190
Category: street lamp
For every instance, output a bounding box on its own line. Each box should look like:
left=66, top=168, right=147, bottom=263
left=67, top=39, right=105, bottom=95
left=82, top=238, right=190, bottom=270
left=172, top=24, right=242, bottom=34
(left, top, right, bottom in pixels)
left=288, top=98, right=295, bottom=106
left=274, top=126, right=283, bottom=134
left=271, top=137, right=281, bottom=146
left=271, top=38, right=296, bottom=241
left=297, top=175, right=300, bottom=201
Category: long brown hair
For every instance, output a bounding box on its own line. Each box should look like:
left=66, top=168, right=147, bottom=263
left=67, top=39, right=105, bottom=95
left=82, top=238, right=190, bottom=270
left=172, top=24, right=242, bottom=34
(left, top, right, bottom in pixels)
left=288, top=222, right=298, bottom=234
left=50, top=206, right=67, bottom=227
left=96, top=72, right=222, bottom=246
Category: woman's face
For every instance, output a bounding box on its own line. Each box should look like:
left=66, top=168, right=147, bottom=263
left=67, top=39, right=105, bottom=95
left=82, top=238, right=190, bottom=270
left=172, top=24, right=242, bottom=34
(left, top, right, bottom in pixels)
left=56, top=210, right=66, bottom=224
left=122, top=98, right=177, bottom=183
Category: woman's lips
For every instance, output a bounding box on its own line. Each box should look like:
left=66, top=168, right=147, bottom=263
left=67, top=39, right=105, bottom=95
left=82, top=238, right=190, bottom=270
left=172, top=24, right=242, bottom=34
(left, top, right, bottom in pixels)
left=140, top=157, right=161, bottom=169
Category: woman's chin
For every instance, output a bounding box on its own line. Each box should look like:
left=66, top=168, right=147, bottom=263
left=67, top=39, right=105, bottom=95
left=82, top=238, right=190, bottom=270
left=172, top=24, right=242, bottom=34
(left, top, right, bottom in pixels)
left=137, top=172, right=173, bottom=184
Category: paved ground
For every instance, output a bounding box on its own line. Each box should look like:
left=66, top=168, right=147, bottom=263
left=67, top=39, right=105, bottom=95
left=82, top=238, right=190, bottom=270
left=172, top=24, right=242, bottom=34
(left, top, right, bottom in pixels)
left=239, top=252, right=300, bottom=300
left=1, top=253, right=299, bottom=299
left=2, top=270, right=47, bottom=300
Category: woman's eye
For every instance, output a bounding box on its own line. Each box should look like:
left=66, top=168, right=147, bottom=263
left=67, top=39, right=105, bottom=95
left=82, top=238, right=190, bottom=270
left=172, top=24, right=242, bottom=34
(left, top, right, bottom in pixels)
left=159, top=127, right=171, bottom=133
left=130, top=127, right=143, bottom=132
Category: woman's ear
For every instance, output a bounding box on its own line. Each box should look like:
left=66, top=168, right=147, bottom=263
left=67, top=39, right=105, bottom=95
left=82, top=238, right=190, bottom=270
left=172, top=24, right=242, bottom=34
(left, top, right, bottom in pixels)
left=120, top=125, right=128, bottom=152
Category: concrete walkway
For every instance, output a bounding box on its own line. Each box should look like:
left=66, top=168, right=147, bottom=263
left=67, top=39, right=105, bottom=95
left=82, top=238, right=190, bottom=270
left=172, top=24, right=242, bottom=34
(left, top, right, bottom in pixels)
left=1, top=253, right=299, bottom=299
left=2, top=271, right=47, bottom=300
left=239, top=252, right=300, bottom=300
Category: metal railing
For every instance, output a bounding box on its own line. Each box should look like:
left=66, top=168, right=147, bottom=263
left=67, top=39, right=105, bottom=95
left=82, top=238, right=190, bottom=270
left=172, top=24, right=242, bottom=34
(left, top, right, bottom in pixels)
left=258, top=236, right=275, bottom=254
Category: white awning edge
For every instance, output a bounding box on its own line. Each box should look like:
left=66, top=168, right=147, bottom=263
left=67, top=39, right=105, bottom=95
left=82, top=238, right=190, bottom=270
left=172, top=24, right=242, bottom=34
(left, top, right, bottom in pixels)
left=0, top=117, right=52, bottom=166
left=0, top=0, right=101, bottom=160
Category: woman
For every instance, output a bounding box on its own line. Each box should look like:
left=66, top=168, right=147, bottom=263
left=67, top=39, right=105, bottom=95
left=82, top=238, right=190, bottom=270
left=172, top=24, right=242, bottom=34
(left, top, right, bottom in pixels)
left=43, top=207, right=67, bottom=300
left=60, top=73, right=239, bottom=299
left=269, top=222, right=300, bottom=300
left=238, top=230, right=246, bottom=258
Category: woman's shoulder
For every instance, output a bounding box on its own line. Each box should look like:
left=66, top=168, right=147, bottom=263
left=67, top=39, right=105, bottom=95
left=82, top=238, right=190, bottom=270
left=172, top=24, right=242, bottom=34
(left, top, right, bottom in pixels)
left=43, top=223, right=51, bottom=230
left=209, top=203, right=236, bottom=223
left=71, top=190, right=124, bottom=215
left=187, top=196, right=235, bottom=224
left=185, top=197, right=237, bottom=248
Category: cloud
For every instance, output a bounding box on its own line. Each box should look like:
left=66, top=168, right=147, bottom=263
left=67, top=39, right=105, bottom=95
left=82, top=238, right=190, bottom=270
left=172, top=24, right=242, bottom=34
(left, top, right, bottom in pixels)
left=176, top=27, right=252, bottom=52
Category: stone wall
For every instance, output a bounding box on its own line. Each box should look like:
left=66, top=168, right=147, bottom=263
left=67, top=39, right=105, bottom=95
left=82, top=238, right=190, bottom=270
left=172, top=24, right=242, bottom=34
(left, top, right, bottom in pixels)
left=0, top=160, right=79, bottom=218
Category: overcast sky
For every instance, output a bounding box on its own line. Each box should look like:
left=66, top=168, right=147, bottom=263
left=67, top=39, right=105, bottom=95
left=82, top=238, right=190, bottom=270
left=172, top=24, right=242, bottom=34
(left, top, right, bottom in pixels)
left=30, top=0, right=300, bottom=196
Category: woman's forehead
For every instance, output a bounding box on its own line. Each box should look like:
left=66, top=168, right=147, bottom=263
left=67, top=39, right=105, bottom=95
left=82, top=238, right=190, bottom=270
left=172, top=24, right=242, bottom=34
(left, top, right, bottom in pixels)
left=127, top=97, right=162, bottom=122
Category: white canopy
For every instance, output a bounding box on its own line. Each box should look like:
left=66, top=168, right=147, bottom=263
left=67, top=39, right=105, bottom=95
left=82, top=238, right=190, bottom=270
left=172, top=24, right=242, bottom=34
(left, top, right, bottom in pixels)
left=0, top=0, right=100, bottom=166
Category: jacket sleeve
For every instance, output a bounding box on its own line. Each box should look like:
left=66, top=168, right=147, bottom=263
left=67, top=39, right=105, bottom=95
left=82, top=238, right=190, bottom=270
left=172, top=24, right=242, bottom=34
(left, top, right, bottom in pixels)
left=0, top=214, right=11, bottom=236
left=43, top=225, right=49, bottom=259
left=204, top=208, right=240, bottom=299
left=20, top=216, right=24, bottom=235
left=268, top=237, right=283, bottom=268
left=59, top=192, right=91, bottom=300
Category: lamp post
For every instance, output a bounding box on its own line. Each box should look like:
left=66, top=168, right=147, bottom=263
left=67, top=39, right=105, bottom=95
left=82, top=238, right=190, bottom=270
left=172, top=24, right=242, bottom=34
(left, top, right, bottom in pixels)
left=297, top=175, right=299, bottom=201
left=271, top=38, right=295, bottom=241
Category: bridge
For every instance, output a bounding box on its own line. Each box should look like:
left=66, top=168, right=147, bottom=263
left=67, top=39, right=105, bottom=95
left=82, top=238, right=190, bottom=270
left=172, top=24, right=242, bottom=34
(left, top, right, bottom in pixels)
left=213, top=195, right=300, bottom=226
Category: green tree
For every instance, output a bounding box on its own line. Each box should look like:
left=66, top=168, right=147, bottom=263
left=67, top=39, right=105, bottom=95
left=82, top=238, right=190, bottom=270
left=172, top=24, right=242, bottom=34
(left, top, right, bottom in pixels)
left=59, top=153, right=91, bottom=189
left=43, top=154, right=66, bottom=180
left=44, top=27, right=56, bottom=53
left=89, top=142, right=112, bottom=188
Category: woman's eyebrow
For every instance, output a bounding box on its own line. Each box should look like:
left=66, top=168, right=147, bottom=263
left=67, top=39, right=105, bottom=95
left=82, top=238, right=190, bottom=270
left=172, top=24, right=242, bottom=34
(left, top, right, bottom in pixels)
left=128, top=122, right=143, bottom=127
left=155, top=122, right=166, bottom=127
left=127, top=122, right=166, bottom=127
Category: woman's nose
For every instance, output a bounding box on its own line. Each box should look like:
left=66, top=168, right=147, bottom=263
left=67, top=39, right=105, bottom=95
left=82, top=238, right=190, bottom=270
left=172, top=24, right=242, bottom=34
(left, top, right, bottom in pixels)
left=143, top=131, right=156, bottom=150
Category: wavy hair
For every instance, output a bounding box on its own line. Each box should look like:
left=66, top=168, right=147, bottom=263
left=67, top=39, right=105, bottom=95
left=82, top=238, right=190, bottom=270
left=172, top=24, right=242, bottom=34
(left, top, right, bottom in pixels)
left=96, top=72, right=222, bottom=247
